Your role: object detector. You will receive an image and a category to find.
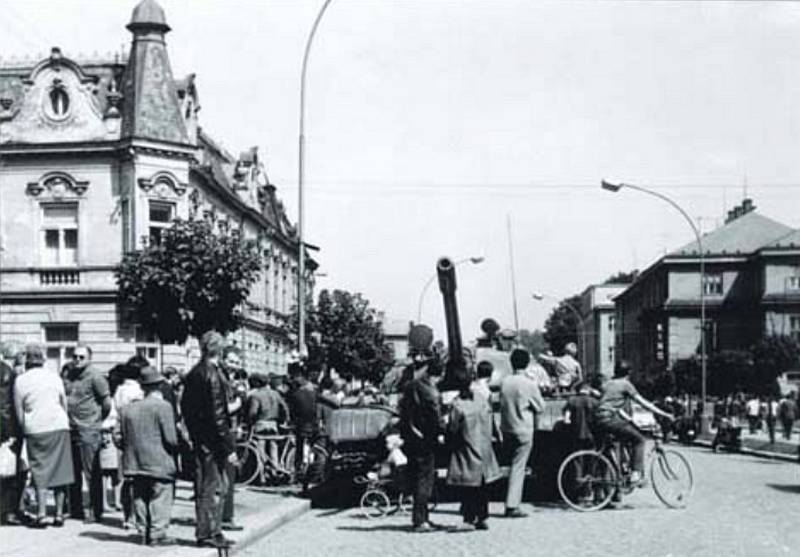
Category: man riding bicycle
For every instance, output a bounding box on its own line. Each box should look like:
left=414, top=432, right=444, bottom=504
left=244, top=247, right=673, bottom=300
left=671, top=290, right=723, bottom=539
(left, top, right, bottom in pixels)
left=594, top=361, right=674, bottom=487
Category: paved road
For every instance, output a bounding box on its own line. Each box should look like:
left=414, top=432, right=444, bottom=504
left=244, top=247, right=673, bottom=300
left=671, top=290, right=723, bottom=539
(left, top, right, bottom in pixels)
left=247, top=445, right=800, bottom=557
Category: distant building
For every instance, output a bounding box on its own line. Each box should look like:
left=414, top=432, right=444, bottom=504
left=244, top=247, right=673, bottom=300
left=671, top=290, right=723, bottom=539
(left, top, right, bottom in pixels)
left=614, top=199, right=799, bottom=382
left=0, top=0, right=315, bottom=375
left=578, top=283, right=629, bottom=378
left=381, top=316, right=411, bottom=362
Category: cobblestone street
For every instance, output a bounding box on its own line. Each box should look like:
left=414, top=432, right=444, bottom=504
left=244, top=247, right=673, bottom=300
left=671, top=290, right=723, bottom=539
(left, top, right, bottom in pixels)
left=249, top=445, right=800, bottom=557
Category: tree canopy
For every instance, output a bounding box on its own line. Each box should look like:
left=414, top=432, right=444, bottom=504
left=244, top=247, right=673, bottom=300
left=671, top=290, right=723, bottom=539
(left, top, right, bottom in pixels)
left=116, top=218, right=263, bottom=345
left=603, top=270, right=638, bottom=284
left=295, top=289, right=393, bottom=384
left=517, top=328, right=548, bottom=355
left=542, top=294, right=583, bottom=354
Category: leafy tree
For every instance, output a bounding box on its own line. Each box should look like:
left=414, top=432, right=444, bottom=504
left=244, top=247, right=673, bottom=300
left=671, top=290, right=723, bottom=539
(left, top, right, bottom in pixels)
left=542, top=294, right=582, bottom=354
left=116, top=218, right=263, bottom=345
left=603, top=270, right=638, bottom=284
left=517, top=328, right=548, bottom=355
left=751, top=335, right=800, bottom=394
left=294, top=289, right=393, bottom=384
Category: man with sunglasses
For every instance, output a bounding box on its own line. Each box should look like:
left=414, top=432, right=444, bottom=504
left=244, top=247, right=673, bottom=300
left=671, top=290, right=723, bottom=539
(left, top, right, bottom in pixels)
left=63, top=344, right=111, bottom=522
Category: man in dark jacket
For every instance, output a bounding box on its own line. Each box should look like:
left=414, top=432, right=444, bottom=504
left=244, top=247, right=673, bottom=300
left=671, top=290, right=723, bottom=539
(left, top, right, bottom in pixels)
left=118, top=367, right=177, bottom=546
left=399, top=335, right=445, bottom=533
left=181, top=332, right=237, bottom=549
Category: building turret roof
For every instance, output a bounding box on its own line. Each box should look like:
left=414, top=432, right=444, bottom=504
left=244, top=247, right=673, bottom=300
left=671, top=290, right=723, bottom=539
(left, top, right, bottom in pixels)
left=120, top=0, right=188, bottom=144
left=127, top=0, right=170, bottom=33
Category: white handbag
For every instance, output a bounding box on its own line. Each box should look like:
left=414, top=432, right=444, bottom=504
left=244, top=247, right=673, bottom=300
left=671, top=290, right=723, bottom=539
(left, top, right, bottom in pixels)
left=0, top=440, right=17, bottom=478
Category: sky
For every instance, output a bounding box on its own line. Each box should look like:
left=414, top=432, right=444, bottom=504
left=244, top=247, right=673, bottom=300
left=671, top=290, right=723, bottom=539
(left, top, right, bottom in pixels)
left=2, top=0, right=799, bottom=341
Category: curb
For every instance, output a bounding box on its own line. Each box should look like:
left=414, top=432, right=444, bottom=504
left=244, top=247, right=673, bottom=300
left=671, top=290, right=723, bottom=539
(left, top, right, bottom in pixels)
left=693, top=437, right=799, bottom=463
left=173, top=497, right=311, bottom=557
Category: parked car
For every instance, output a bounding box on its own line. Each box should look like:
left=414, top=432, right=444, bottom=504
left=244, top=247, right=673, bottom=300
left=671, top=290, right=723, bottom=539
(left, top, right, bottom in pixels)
left=631, top=402, right=660, bottom=435
left=777, top=370, right=800, bottom=396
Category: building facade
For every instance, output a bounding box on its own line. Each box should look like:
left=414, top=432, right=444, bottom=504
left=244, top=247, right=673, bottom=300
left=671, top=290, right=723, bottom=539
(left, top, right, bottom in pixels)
left=579, top=283, right=628, bottom=378
left=613, top=200, right=799, bottom=382
left=0, top=0, right=314, bottom=375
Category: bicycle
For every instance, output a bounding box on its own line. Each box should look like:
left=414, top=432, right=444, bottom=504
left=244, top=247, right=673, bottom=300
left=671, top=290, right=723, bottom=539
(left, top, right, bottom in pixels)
left=234, top=427, right=295, bottom=486
left=557, top=429, right=693, bottom=512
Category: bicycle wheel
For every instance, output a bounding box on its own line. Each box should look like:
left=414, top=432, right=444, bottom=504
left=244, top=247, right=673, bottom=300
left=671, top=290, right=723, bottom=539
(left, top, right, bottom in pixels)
left=282, top=442, right=298, bottom=481
left=557, top=450, right=617, bottom=512
left=234, top=443, right=261, bottom=486
left=650, top=448, right=693, bottom=509
left=360, top=489, right=390, bottom=519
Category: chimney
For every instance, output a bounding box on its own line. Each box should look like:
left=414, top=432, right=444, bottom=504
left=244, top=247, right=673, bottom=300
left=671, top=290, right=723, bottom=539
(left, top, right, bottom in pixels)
left=741, top=198, right=755, bottom=215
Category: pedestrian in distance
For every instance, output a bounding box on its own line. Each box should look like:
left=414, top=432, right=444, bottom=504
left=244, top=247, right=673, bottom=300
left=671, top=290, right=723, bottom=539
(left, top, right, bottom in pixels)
left=12, top=344, right=74, bottom=528
left=766, top=396, right=778, bottom=444
left=745, top=395, right=760, bottom=434
left=399, top=324, right=445, bottom=533
left=499, top=348, right=545, bottom=518
left=181, top=331, right=238, bottom=550
left=778, top=393, right=797, bottom=441
left=116, top=366, right=177, bottom=546
left=63, top=343, right=112, bottom=523
left=446, top=372, right=501, bottom=532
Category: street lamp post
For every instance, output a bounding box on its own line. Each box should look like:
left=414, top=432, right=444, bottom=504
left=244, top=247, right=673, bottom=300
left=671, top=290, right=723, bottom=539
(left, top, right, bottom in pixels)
left=601, top=179, right=707, bottom=420
left=416, top=256, right=485, bottom=324
left=532, top=292, right=587, bottom=372
left=298, top=0, right=334, bottom=358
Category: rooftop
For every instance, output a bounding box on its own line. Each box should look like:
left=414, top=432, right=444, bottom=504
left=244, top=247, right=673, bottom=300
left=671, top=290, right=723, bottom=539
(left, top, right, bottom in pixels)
left=671, top=211, right=793, bottom=257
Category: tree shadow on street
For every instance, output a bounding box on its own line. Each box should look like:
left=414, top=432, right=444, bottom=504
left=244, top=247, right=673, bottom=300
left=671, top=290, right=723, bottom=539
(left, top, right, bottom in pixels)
left=766, top=483, right=800, bottom=494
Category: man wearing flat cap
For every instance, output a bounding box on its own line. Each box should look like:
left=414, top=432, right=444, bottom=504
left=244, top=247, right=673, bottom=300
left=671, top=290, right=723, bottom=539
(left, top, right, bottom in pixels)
left=117, top=367, right=177, bottom=546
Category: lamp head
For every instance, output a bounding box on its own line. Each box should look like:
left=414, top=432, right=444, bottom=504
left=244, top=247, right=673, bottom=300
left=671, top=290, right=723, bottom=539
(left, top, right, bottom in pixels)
left=469, top=256, right=485, bottom=264
left=531, top=292, right=544, bottom=301
left=601, top=179, right=623, bottom=192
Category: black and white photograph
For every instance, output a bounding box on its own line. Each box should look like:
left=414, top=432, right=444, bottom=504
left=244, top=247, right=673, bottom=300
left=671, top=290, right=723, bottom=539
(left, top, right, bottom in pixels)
left=0, top=1, right=799, bottom=556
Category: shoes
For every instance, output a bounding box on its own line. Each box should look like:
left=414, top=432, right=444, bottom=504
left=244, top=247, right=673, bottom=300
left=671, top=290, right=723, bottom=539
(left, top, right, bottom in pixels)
left=197, top=535, right=235, bottom=548
left=452, top=523, right=475, bottom=532
left=221, top=522, right=244, bottom=531
left=122, top=520, right=133, bottom=530
left=53, top=517, right=65, bottom=528
left=410, top=523, right=435, bottom=534
left=29, top=517, right=48, bottom=529
left=149, top=537, right=175, bottom=547
left=474, top=521, right=489, bottom=531
left=504, top=508, right=528, bottom=518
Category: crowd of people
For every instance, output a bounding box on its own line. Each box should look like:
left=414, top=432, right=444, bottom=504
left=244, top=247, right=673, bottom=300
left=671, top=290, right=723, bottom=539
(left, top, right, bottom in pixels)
left=4, top=327, right=795, bottom=543
left=711, top=391, right=799, bottom=443
left=0, top=334, right=308, bottom=549
left=395, top=326, right=674, bottom=533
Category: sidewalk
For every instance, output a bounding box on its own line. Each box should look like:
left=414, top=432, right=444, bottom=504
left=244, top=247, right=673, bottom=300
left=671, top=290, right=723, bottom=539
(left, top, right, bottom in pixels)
left=696, top=426, right=800, bottom=462
left=0, top=481, right=309, bottom=557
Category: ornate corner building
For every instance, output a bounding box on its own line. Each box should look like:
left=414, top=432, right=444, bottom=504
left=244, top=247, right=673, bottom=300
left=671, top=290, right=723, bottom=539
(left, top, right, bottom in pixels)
left=0, top=0, right=316, bottom=375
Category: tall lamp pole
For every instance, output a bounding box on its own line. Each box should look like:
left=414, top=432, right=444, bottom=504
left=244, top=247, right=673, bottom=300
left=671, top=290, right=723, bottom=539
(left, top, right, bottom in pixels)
left=601, top=180, right=707, bottom=416
left=416, top=256, right=485, bottom=324
left=298, top=0, right=334, bottom=358
left=532, top=292, right=586, bottom=372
